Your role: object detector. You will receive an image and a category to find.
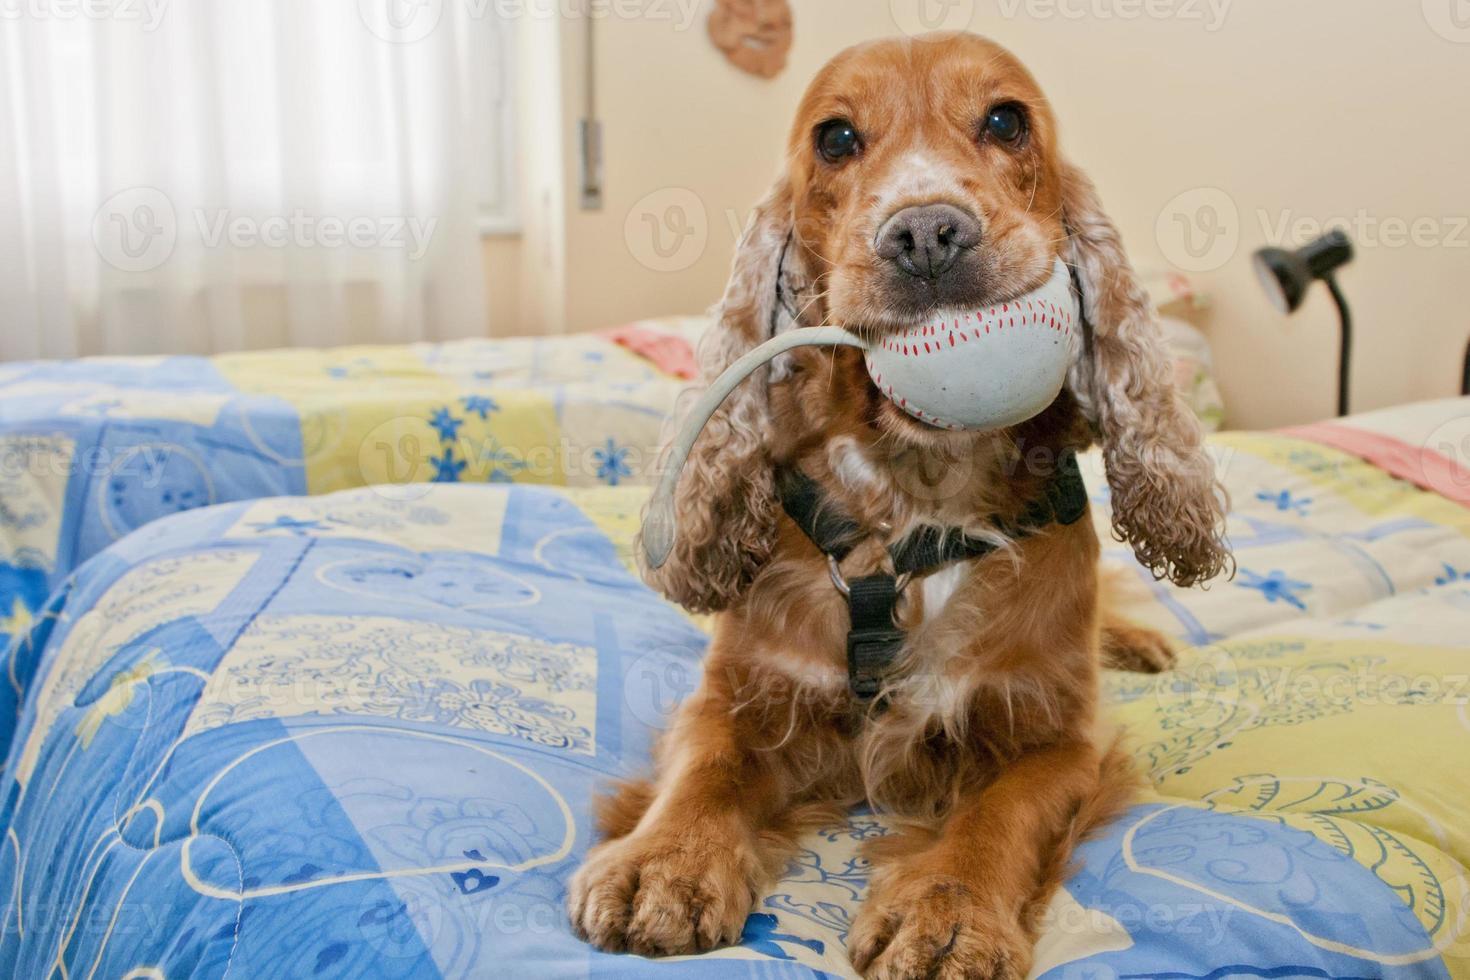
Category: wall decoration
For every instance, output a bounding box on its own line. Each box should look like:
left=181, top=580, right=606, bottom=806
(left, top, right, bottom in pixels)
left=708, top=0, right=793, bottom=79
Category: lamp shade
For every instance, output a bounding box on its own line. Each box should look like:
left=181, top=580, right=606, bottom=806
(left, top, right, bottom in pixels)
left=1253, top=230, right=1355, bottom=314
left=1253, top=247, right=1310, bottom=313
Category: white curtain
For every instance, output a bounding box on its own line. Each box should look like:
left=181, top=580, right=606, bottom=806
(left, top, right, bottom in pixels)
left=0, top=0, right=491, bottom=360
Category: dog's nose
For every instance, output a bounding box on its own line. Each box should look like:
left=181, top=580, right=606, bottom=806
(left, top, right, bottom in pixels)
left=875, top=204, right=982, bottom=280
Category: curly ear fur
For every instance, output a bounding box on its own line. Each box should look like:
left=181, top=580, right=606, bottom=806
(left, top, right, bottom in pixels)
left=1061, top=162, right=1231, bottom=588
left=638, top=177, right=793, bottom=612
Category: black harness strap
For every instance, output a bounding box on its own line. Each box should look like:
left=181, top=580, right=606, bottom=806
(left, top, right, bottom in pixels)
left=776, top=468, right=866, bottom=563
left=779, top=450, right=1088, bottom=704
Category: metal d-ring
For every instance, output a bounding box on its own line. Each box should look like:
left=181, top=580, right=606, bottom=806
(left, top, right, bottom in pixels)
left=827, top=554, right=850, bottom=596
left=827, top=555, right=911, bottom=597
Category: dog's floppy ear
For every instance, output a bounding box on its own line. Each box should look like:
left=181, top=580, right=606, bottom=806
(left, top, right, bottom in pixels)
left=1061, top=161, right=1230, bottom=587
left=639, top=175, right=795, bottom=612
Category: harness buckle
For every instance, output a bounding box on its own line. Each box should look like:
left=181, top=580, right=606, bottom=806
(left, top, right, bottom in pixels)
left=846, top=626, right=907, bottom=702
left=842, top=573, right=908, bottom=705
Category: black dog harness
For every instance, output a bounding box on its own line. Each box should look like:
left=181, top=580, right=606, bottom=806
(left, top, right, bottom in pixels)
left=777, top=451, right=1089, bottom=704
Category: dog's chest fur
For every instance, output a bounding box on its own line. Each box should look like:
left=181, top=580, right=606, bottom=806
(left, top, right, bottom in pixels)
left=918, top=564, right=969, bottom=624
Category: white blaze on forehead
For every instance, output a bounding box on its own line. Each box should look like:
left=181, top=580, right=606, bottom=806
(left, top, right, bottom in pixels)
left=871, top=151, right=970, bottom=222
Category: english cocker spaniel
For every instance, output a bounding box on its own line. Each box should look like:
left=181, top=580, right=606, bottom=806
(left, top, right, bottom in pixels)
left=570, top=32, right=1230, bottom=980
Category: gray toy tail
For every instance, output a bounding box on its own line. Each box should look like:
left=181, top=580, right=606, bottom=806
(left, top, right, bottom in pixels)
left=643, top=326, right=864, bottom=570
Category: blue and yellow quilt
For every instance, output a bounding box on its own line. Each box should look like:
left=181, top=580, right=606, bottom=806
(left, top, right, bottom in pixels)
left=1, top=397, right=1468, bottom=977
left=0, top=334, right=690, bottom=673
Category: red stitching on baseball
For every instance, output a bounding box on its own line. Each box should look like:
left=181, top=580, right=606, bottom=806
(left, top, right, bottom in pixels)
left=879, top=300, right=1077, bottom=360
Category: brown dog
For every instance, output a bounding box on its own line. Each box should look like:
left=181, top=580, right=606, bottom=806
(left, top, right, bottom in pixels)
left=570, top=32, right=1229, bottom=979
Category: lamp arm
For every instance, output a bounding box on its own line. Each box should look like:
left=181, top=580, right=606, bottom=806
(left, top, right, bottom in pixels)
left=1462, top=335, right=1470, bottom=397
left=1324, top=275, right=1352, bottom=418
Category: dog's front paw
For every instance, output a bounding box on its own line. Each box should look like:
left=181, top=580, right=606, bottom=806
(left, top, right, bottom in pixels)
left=568, top=828, right=760, bottom=956
left=848, top=870, right=1030, bottom=980
left=1101, top=621, right=1177, bottom=673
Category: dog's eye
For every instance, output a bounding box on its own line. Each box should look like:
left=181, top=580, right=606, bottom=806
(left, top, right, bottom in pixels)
left=816, top=119, right=862, bottom=162
left=983, top=104, right=1027, bottom=145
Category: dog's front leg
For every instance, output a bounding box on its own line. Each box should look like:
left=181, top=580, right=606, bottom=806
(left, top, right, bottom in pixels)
left=848, top=740, right=1119, bottom=980
left=568, top=663, right=796, bottom=957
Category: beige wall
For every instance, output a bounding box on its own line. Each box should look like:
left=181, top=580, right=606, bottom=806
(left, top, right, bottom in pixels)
left=490, top=0, right=1470, bottom=429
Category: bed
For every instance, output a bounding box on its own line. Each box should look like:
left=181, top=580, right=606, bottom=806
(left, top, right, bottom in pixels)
left=0, top=325, right=699, bottom=676
left=1, top=392, right=1467, bottom=978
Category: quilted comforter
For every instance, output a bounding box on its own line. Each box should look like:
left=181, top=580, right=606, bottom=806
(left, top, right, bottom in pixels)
left=1, top=399, right=1469, bottom=978
left=0, top=329, right=695, bottom=663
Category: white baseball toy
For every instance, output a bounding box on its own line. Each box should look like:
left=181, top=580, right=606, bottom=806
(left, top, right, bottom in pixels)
left=643, top=257, right=1079, bottom=569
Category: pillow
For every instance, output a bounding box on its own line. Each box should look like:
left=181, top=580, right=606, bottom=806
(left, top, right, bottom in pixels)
left=1158, top=315, right=1225, bottom=432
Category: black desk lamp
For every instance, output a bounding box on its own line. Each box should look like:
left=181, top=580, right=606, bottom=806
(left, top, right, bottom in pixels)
left=1253, top=230, right=1356, bottom=417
